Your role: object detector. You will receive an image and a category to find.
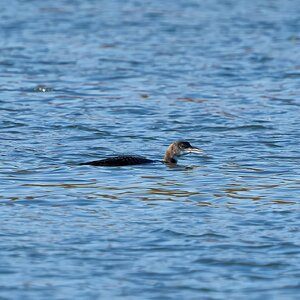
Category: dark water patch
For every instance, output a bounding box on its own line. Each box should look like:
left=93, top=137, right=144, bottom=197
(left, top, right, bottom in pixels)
left=283, top=72, right=300, bottom=79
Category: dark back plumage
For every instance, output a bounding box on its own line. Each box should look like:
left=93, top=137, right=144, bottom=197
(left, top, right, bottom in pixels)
left=80, top=155, right=153, bottom=166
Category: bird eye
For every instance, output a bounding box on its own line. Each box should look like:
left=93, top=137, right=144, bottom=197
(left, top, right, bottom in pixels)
left=179, top=141, right=191, bottom=149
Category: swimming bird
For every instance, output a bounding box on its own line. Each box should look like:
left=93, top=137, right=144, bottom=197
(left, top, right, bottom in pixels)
left=80, top=140, right=202, bottom=166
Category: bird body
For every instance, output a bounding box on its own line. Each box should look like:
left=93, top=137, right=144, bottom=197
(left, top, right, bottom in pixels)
left=80, top=140, right=202, bottom=167
left=81, top=155, right=153, bottom=166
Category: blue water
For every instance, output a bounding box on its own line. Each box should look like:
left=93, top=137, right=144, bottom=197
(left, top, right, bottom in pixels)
left=1, top=0, right=300, bottom=299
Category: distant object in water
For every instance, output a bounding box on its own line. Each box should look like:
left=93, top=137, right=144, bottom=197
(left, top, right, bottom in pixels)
left=34, top=85, right=53, bottom=92
left=80, top=140, right=203, bottom=167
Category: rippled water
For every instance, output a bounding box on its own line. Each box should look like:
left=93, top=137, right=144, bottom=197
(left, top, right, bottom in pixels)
left=1, top=0, right=300, bottom=299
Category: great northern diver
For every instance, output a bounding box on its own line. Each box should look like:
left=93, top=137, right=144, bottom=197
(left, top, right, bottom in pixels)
left=80, top=140, right=202, bottom=166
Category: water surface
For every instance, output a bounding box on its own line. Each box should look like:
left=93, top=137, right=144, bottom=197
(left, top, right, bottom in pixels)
left=1, top=0, right=300, bottom=299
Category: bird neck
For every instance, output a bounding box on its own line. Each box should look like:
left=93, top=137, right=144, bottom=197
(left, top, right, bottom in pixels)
left=163, top=144, right=178, bottom=164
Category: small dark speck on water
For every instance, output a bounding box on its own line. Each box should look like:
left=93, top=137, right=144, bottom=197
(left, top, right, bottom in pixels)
left=34, top=85, right=53, bottom=92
